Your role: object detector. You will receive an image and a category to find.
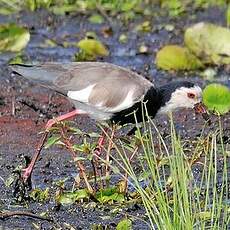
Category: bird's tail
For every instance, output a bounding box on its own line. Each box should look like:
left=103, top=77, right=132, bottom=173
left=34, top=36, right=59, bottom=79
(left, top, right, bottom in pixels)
left=9, top=63, right=60, bottom=85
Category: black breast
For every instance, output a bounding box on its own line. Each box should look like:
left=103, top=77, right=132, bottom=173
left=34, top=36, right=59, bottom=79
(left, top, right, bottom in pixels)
left=111, top=87, right=161, bottom=125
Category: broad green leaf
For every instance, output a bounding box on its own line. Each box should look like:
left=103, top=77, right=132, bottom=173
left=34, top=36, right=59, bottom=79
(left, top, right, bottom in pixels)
left=203, top=84, right=230, bottom=114
left=156, top=45, right=203, bottom=70
left=116, top=218, right=132, bottom=230
left=0, top=24, right=30, bottom=52
left=77, top=38, right=109, bottom=57
left=185, top=22, right=230, bottom=65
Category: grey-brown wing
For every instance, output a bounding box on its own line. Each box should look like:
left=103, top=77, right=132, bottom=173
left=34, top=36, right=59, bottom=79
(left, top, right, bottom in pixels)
left=11, top=62, right=153, bottom=113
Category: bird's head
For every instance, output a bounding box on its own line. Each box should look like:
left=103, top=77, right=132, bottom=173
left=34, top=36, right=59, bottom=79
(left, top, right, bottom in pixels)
left=158, top=81, right=207, bottom=115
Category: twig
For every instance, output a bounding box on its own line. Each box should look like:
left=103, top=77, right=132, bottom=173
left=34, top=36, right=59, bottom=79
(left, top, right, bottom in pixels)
left=0, top=210, right=52, bottom=222
left=60, top=126, right=94, bottom=194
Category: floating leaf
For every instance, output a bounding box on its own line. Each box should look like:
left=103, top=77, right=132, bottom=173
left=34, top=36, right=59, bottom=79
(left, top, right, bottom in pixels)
left=185, top=22, right=230, bottom=65
left=156, top=45, right=203, bottom=70
left=88, top=14, right=104, bottom=24
left=116, top=218, right=132, bottom=230
left=202, top=84, right=230, bottom=114
left=77, top=38, right=109, bottom=57
left=0, top=24, right=30, bottom=52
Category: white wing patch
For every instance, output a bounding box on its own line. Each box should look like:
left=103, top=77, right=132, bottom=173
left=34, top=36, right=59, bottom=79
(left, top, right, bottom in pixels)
left=67, top=85, right=137, bottom=114
left=67, top=84, right=96, bottom=103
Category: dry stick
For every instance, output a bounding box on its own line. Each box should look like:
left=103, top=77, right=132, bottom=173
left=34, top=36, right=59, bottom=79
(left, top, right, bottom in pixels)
left=0, top=211, right=52, bottom=222
left=105, top=125, right=116, bottom=187
left=60, top=126, right=94, bottom=194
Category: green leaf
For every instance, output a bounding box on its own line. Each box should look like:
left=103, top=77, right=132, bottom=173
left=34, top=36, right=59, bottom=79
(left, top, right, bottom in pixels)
left=4, top=174, right=16, bottom=187
left=77, top=38, right=109, bottom=57
left=29, top=188, right=49, bottom=202
left=88, top=14, right=104, bottom=24
left=185, top=22, right=230, bottom=65
left=44, top=135, right=61, bottom=149
left=57, top=189, right=89, bottom=205
left=0, top=24, right=30, bottom=52
left=116, top=218, right=132, bottom=230
left=203, top=84, right=230, bottom=114
left=156, top=45, right=203, bottom=70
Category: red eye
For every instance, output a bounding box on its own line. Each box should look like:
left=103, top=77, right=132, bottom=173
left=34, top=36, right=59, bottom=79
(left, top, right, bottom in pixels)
left=187, top=93, right=195, bottom=99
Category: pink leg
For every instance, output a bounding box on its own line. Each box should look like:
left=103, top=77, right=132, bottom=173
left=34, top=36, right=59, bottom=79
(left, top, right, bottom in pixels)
left=22, top=109, right=86, bottom=183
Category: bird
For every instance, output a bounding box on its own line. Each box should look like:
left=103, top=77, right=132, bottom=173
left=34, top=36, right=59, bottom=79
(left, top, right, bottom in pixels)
left=10, top=62, right=207, bottom=190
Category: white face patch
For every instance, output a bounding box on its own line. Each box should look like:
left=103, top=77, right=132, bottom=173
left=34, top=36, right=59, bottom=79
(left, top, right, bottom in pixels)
left=67, top=84, right=96, bottom=103
left=158, top=85, right=203, bottom=114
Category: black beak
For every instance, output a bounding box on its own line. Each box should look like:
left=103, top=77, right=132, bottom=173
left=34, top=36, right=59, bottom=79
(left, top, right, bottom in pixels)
left=194, top=102, right=210, bottom=122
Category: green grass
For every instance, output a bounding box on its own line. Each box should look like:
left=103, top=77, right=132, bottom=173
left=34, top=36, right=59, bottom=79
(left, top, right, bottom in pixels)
left=109, top=113, right=229, bottom=229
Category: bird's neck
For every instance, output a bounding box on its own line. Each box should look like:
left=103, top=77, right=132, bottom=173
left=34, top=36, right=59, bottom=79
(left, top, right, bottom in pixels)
left=143, top=86, right=163, bottom=117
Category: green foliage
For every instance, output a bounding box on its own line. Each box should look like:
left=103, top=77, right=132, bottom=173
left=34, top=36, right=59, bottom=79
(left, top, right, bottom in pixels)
left=185, top=22, right=230, bottom=65
left=156, top=45, right=203, bottom=70
left=96, top=187, right=125, bottom=204
left=116, top=218, right=132, bottom=230
left=112, top=114, right=229, bottom=229
left=56, top=189, right=90, bottom=205
left=88, top=14, right=104, bottom=24
left=161, top=0, right=185, bottom=17
left=226, top=5, right=230, bottom=27
left=29, top=188, right=49, bottom=202
left=76, top=37, right=109, bottom=61
left=202, top=84, right=230, bottom=114
left=0, top=24, right=30, bottom=52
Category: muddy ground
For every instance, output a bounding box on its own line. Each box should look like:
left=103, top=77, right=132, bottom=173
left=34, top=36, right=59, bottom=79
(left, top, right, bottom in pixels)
left=0, top=6, right=229, bottom=230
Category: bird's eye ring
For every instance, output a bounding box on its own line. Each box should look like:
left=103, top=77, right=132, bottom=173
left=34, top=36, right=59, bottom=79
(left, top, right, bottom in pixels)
left=187, top=93, right=195, bottom=99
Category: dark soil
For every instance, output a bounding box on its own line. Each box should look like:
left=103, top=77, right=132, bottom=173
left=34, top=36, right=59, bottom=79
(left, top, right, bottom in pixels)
left=0, top=6, right=229, bottom=230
